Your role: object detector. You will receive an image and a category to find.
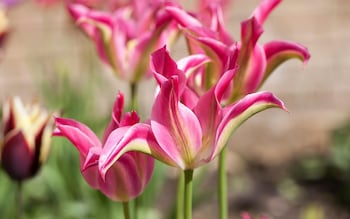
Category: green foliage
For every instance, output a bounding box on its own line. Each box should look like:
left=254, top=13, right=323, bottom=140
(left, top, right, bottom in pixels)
left=292, top=121, right=350, bottom=206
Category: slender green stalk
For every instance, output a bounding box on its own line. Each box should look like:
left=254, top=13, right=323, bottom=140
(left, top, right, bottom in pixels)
left=129, top=82, right=139, bottom=218
left=134, top=196, right=140, bottom=219
left=130, top=83, right=138, bottom=111
left=176, top=171, right=184, bottom=219
left=16, top=181, right=23, bottom=219
left=184, top=169, right=194, bottom=219
left=122, top=202, right=131, bottom=219
left=218, top=147, right=228, bottom=219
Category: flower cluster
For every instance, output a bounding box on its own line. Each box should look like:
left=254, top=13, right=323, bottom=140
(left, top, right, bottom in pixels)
left=49, top=0, right=310, bottom=217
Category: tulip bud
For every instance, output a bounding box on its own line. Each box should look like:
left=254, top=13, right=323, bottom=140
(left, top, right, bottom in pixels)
left=1, top=97, right=53, bottom=181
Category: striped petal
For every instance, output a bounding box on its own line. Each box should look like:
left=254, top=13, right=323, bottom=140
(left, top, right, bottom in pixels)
left=262, top=40, right=311, bottom=84
left=213, top=92, right=287, bottom=159
left=53, top=117, right=101, bottom=157
left=98, top=124, right=172, bottom=180
left=151, top=78, right=202, bottom=169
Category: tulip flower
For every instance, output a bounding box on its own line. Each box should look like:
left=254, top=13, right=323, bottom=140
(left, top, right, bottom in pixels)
left=166, top=0, right=310, bottom=101
left=53, top=92, right=154, bottom=202
left=1, top=97, right=53, bottom=181
left=98, top=47, right=287, bottom=173
left=0, top=0, right=21, bottom=7
left=67, top=2, right=177, bottom=83
left=241, top=212, right=268, bottom=219
left=0, top=7, right=8, bottom=59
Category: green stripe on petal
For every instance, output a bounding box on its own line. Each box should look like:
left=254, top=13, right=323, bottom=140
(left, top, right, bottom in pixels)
left=212, top=92, right=287, bottom=160
left=262, top=40, right=311, bottom=85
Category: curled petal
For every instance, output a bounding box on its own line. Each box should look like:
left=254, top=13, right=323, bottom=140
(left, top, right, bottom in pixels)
left=262, top=40, right=311, bottom=84
left=213, top=92, right=287, bottom=159
left=99, top=124, right=173, bottom=180
left=151, top=46, right=181, bottom=84
left=251, top=0, right=282, bottom=25
left=165, top=6, right=203, bottom=28
left=53, top=117, right=101, bottom=157
left=177, top=54, right=210, bottom=78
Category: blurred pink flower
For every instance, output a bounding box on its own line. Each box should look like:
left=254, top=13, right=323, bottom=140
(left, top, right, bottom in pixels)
left=67, top=2, right=177, bottom=82
left=1, top=97, right=54, bottom=181
left=54, top=92, right=154, bottom=202
left=0, top=7, right=8, bottom=59
left=241, top=212, right=268, bottom=219
left=97, top=47, right=287, bottom=175
left=166, top=0, right=310, bottom=102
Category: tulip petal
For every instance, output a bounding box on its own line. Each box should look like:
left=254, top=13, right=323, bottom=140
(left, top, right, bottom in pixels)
left=54, top=117, right=101, bottom=157
left=213, top=92, right=287, bottom=159
left=99, top=124, right=173, bottom=180
left=151, top=46, right=181, bottom=85
left=262, top=40, right=311, bottom=84
left=1, top=131, right=33, bottom=180
left=177, top=54, right=210, bottom=78
left=151, top=79, right=203, bottom=169
left=242, top=44, right=267, bottom=94
left=165, top=6, right=203, bottom=29
left=251, top=0, right=282, bottom=25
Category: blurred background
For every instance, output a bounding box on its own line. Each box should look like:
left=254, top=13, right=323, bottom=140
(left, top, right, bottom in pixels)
left=1, top=0, right=350, bottom=218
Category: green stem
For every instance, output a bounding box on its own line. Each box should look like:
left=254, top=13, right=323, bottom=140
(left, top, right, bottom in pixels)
left=184, top=169, right=194, bottom=219
left=218, top=147, right=228, bottom=219
left=16, top=181, right=23, bottom=219
left=134, top=196, right=140, bottom=219
left=122, top=202, right=131, bottom=219
left=130, top=83, right=138, bottom=111
left=176, top=171, right=184, bottom=219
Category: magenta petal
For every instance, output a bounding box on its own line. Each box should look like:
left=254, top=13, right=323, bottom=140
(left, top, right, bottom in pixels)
left=165, top=6, right=203, bottom=28
left=242, top=45, right=267, bottom=94
left=251, top=0, right=282, bottom=24
left=151, top=79, right=203, bottom=169
left=213, top=92, right=287, bottom=159
left=262, top=40, right=311, bottom=83
left=99, top=124, right=169, bottom=179
left=195, top=37, right=229, bottom=64
left=99, top=152, right=154, bottom=202
left=240, top=17, right=263, bottom=52
left=151, top=46, right=180, bottom=84
left=54, top=117, right=101, bottom=157
left=177, top=54, right=210, bottom=77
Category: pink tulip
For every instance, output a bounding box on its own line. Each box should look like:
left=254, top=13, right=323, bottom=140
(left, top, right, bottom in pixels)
left=1, top=97, right=54, bottom=181
left=166, top=0, right=310, bottom=101
left=53, top=92, right=154, bottom=202
left=241, top=212, right=268, bottom=219
left=0, top=7, right=8, bottom=59
left=67, top=2, right=177, bottom=82
left=98, top=47, right=287, bottom=175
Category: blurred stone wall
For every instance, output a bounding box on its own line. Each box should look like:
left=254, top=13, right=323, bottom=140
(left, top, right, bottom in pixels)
left=1, top=0, right=350, bottom=165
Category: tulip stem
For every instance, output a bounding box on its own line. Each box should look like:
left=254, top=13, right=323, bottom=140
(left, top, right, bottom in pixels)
left=130, top=83, right=138, bottom=111
left=16, top=181, right=23, bottom=219
left=184, top=169, right=194, bottom=219
left=218, top=147, right=228, bottom=219
left=122, top=202, right=131, bottom=219
left=176, top=171, right=184, bottom=219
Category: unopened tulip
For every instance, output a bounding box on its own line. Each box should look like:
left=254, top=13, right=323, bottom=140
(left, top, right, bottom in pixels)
left=1, top=97, right=53, bottom=181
